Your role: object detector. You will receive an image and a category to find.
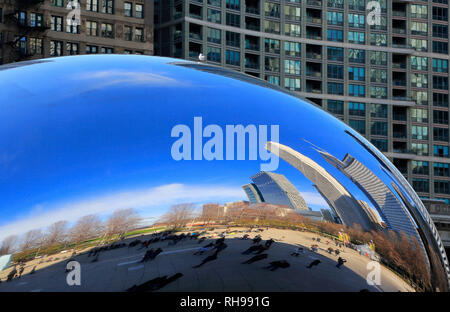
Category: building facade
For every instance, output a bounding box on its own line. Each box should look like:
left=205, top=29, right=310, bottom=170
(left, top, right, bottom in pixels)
left=250, top=171, right=310, bottom=211
left=0, top=0, right=153, bottom=65
left=154, top=0, right=450, bottom=205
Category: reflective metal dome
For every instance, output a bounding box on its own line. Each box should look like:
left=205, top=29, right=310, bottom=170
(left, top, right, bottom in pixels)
left=0, top=55, right=448, bottom=292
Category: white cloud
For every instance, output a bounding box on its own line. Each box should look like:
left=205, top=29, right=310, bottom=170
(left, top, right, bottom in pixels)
left=0, top=183, right=243, bottom=242
left=300, top=191, right=329, bottom=209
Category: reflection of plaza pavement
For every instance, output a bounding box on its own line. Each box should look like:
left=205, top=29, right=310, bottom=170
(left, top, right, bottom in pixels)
left=0, top=227, right=414, bottom=292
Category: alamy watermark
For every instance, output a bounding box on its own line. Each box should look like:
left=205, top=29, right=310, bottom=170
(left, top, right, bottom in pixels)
left=66, top=261, right=81, bottom=286
left=170, top=117, right=279, bottom=171
left=366, top=261, right=381, bottom=286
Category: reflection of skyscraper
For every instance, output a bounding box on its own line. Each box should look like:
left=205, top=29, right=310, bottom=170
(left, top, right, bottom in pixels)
left=249, top=171, right=310, bottom=212
left=319, top=151, right=421, bottom=241
left=266, top=142, right=375, bottom=230
left=242, top=183, right=264, bottom=205
left=320, top=209, right=335, bottom=223
left=357, top=200, right=385, bottom=228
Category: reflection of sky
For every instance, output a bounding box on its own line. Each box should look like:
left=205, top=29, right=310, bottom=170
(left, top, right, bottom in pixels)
left=0, top=55, right=407, bottom=239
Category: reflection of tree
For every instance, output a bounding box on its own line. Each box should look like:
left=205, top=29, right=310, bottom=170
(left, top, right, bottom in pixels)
left=199, top=203, right=431, bottom=291
left=161, top=203, right=195, bottom=231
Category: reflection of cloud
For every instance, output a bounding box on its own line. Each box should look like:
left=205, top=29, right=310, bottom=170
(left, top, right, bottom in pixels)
left=75, top=70, right=190, bottom=89
left=0, top=184, right=242, bottom=241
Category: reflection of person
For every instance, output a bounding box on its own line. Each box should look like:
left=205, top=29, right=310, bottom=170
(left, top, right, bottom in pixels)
left=264, top=260, right=290, bottom=271
left=291, top=247, right=303, bottom=256
left=336, top=257, right=347, bottom=268
left=306, top=259, right=321, bottom=269
left=193, top=251, right=219, bottom=268
left=242, top=254, right=268, bottom=264
left=7, top=266, right=17, bottom=281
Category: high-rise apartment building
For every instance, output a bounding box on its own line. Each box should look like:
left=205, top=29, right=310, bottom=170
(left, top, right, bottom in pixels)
left=0, top=0, right=153, bottom=65
left=154, top=0, right=450, bottom=205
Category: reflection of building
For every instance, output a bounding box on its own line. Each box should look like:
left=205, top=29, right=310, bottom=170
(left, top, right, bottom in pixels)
left=266, top=142, right=375, bottom=231
left=319, top=151, right=421, bottom=241
left=320, top=208, right=335, bottom=223
left=242, top=183, right=264, bottom=204
left=249, top=171, right=310, bottom=212
left=357, top=200, right=385, bottom=228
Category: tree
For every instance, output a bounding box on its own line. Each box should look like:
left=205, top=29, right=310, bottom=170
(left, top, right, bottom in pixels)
left=105, top=208, right=140, bottom=238
left=69, top=214, right=102, bottom=243
left=161, top=203, right=195, bottom=230
left=21, top=229, right=43, bottom=251
left=45, top=221, right=69, bottom=246
left=0, top=235, right=18, bottom=255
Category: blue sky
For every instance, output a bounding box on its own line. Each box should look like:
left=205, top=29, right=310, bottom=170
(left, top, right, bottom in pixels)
left=0, top=55, right=403, bottom=241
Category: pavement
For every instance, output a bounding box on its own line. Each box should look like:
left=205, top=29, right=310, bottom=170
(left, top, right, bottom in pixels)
left=0, top=227, right=414, bottom=292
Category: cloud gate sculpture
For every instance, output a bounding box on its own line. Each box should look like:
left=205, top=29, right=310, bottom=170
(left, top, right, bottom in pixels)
left=0, top=55, right=448, bottom=292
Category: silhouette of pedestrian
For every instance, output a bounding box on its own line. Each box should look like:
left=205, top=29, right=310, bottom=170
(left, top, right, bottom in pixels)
left=264, top=260, right=290, bottom=271
left=306, top=259, right=321, bottom=268
left=242, top=254, right=268, bottom=264
left=193, top=251, right=219, bottom=268
left=336, top=257, right=347, bottom=268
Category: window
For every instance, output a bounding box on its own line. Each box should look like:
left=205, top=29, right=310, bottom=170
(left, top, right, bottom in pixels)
left=264, top=20, right=280, bottom=34
left=433, top=6, right=448, bottom=21
left=328, top=47, right=343, bottom=62
left=264, top=2, right=280, bottom=18
left=370, top=86, right=387, bottom=99
left=208, top=0, right=222, bottom=7
left=51, top=16, right=63, bottom=32
left=101, top=23, right=114, bottom=38
left=267, top=75, right=280, bottom=86
left=86, top=45, right=98, bottom=54
left=285, top=23, right=301, bottom=37
left=50, top=40, right=63, bottom=56
left=413, top=143, right=429, bottom=156
left=412, top=108, right=428, bottom=123
left=52, top=0, right=64, bottom=7
left=434, top=110, right=449, bottom=124
left=207, top=9, right=221, bottom=23
left=433, top=41, right=448, bottom=54
left=435, top=180, right=450, bottom=194
left=411, top=38, right=428, bottom=52
left=327, top=100, right=344, bottom=115
left=285, top=42, right=300, bottom=57
left=265, top=57, right=280, bottom=72
left=349, top=102, right=365, bottom=116
left=66, top=42, right=79, bottom=55
left=29, top=37, right=43, bottom=55
left=371, top=139, right=387, bottom=151
left=327, top=12, right=343, bottom=26
left=101, top=0, right=114, bottom=14
left=433, top=24, right=448, bottom=38
left=66, top=18, right=79, bottom=34
left=348, top=31, right=365, bottom=44
left=434, top=163, right=450, bottom=177
left=226, top=0, right=240, bottom=11
left=434, top=93, right=449, bottom=107
left=226, top=50, right=240, bottom=66
left=411, top=73, right=428, bottom=88
left=135, top=4, right=143, bottom=18
left=370, top=69, right=387, bottom=83
left=327, top=29, right=343, bottom=42
left=135, top=28, right=144, bottom=42
left=411, top=4, right=428, bottom=18
left=349, top=119, right=366, bottom=135
left=284, top=59, right=300, bottom=75
left=434, top=127, right=449, bottom=142
left=433, top=59, right=448, bottom=73
left=86, top=21, right=98, bottom=36
left=349, top=84, right=365, bottom=97
left=371, top=104, right=387, bottom=118
left=30, top=13, right=43, bottom=28
left=412, top=161, right=429, bottom=175
left=348, top=0, right=365, bottom=11
left=226, top=31, right=239, bottom=47
left=285, top=6, right=300, bottom=21
left=207, top=28, right=221, bottom=44
left=433, top=76, right=449, bottom=90
left=413, top=91, right=429, bottom=105
left=327, top=64, right=343, bottom=79
left=348, top=67, right=365, bottom=81
left=434, top=145, right=449, bottom=157
left=348, top=49, right=365, bottom=63
left=226, top=13, right=240, bottom=27
left=348, top=13, right=364, bottom=28
left=265, top=39, right=280, bottom=54
left=87, top=0, right=98, bottom=12
left=284, top=78, right=300, bottom=91
left=413, top=179, right=429, bottom=193
left=101, top=47, right=114, bottom=54
left=207, top=46, right=221, bottom=62
left=328, top=82, right=344, bottom=95
left=124, top=26, right=132, bottom=41
left=124, top=2, right=132, bottom=17
left=411, top=22, right=428, bottom=36
left=370, top=33, right=387, bottom=46
left=411, top=56, right=428, bottom=71
left=412, top=126, right=429, bottom=140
